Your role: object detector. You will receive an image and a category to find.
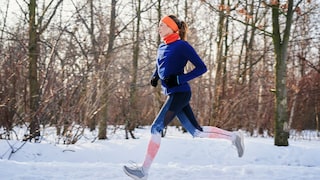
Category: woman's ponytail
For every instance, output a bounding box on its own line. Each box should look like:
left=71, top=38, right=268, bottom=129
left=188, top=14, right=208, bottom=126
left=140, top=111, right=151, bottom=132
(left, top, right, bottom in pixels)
left=168, top=15, right=188, bottom=41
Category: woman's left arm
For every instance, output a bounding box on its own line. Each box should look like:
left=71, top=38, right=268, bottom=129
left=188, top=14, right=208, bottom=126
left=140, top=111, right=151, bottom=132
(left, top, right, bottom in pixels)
left=178, top=42, right=207, bottom=84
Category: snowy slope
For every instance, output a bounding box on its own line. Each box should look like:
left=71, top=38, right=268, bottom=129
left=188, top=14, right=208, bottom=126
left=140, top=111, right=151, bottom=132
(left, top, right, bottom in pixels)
left=0, top=127, right=320, bottom=180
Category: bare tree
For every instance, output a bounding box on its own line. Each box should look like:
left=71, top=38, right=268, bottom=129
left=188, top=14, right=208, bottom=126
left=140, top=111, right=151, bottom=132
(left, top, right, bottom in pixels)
left=27, top=0, right=63, bottom=141
left=210, top=0, right=228, bottom=126
left=125, top=0, right=142, bottom=139
left=271, top=0, right=303, bottom=146
left=98, top=0, right=118, bottom=140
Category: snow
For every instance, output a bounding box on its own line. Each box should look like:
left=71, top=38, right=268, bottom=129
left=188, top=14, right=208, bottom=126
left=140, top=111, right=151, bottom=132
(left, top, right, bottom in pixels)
left=1, top=126, right=320, bottom=180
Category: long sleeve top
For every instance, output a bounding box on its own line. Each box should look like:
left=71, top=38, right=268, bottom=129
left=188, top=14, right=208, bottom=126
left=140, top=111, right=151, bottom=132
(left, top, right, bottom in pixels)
left=152, top=40, right=207, bottom=95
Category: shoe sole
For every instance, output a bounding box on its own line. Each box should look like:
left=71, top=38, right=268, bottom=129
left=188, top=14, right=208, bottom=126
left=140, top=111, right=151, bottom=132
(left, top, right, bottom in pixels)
left=236, top=132, right=245, bottom=157
left=123, top=166, right=147, bottom=180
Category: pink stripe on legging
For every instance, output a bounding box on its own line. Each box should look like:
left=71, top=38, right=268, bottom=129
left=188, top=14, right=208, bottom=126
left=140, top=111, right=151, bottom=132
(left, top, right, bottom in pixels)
left=142, top=133, right=161, bottom=172
left=200, top=126, right=232, bottom=140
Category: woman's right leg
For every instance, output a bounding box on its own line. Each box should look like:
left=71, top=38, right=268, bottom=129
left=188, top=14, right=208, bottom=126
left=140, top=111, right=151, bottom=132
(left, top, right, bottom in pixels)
left=142, top=92, right=193, bottom=172
left=142, top=96, right=175, bottom=173
left=123, top=96, right=175, bottom=179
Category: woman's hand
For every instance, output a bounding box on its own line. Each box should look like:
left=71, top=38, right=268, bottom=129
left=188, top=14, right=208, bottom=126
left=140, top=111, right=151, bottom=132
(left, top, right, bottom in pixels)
left=150, top=76, right=159, bottom=87
left=164, top=75, right=179, bottom=88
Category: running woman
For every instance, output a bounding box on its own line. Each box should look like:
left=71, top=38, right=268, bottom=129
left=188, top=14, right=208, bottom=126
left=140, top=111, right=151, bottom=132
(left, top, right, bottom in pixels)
left=123, top=15, right=244, bottom=180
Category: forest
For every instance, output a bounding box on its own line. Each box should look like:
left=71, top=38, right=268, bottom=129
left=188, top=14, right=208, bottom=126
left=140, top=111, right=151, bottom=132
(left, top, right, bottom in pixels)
left=0, top=0, right=319, bottom=145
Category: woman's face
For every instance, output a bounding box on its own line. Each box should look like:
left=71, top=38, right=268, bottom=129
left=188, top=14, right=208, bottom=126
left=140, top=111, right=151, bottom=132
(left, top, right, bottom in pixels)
left=158, top=21, right=173, bottom=38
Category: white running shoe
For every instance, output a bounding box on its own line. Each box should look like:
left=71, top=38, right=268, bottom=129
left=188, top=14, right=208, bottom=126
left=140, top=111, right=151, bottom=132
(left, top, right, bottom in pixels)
left=123, top=163, right=148, bottom=180
left=232, top=131, right=245, bottom=158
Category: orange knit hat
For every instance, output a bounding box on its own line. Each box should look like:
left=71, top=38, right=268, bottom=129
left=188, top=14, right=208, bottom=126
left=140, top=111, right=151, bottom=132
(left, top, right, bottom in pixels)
left=161, top=16, right=179, bottom=32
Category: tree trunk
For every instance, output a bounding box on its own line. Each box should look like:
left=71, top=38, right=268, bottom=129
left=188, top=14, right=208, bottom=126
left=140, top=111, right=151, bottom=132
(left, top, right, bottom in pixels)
left=88, top=0, right=97, bottom=131
left=26, top=0, right=63, bottom=141
left=153, top=0, right=163, bottom=121
left=316, top=106, right=319, bottom=137
left=98, top=0, right=118, bottom=139
left=28, top=0, right=40, bottom=141
left=211, top=0, right=227, bottom=126
left=125, top=0, right=142, bottom=139
left=271, top=0, right=295, bottom=146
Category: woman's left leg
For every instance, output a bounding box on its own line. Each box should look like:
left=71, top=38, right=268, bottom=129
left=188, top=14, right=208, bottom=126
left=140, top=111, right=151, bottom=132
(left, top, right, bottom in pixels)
left=178, top=103, right=245, bottom=157
left=177, top=105, right=233, bottom=140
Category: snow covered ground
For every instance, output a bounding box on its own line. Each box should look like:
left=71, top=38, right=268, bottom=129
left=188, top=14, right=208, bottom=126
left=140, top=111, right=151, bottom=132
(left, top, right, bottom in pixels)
left=1, top=126, right=320, bottom=180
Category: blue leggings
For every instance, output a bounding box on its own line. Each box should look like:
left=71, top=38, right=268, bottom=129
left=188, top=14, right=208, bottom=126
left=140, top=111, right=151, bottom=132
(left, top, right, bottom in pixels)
left=150, top=92, right=203, bottom=136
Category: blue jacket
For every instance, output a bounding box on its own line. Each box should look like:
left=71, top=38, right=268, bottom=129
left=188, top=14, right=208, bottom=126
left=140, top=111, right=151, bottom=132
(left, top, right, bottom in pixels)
left=152, top=40, right=207, bottom=95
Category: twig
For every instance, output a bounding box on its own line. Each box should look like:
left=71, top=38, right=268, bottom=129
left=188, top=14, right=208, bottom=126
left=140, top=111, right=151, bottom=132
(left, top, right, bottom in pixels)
left=1, top=140, right=28, bottom=160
